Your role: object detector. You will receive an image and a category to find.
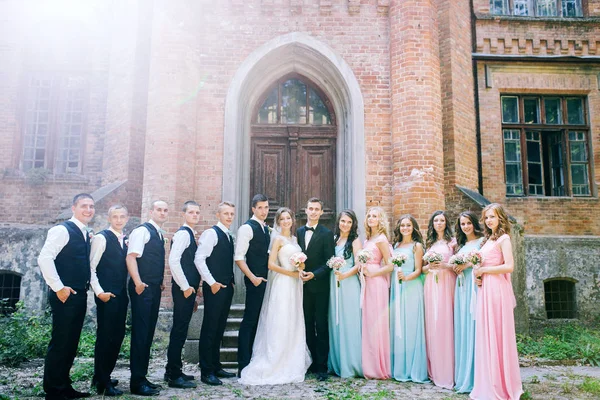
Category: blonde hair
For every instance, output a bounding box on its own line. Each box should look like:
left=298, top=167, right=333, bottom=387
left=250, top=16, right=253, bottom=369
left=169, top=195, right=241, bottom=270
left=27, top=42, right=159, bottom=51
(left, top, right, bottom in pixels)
left=364, top=206, right=390, bottom=240
left=217, top=201, right=235, bottom=213
left=481, top=203, right=511, bottom=245
left=108, top=204, right=128, bottom=217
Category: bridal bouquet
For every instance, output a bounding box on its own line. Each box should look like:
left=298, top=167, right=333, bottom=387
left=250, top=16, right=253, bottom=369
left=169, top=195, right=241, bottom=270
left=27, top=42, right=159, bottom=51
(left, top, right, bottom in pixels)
left=289, top=252, right=307, bottom=271
left=390, top=253, right=408, bottom=284
left=423, top=250, right=443, bottom=283
left=327, top=256, right=346, bottom=288
left=449, top=253, right=468, bottom=287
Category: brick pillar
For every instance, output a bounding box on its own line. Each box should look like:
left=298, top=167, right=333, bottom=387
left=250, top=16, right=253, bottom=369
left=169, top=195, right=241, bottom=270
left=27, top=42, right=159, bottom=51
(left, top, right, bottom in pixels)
left=390, top=0, right=445, bottom=227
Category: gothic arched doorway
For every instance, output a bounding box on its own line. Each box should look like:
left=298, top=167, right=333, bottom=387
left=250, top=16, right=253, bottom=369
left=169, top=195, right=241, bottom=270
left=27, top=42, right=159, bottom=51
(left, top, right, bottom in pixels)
left=250, top=74, right=337, bottom=227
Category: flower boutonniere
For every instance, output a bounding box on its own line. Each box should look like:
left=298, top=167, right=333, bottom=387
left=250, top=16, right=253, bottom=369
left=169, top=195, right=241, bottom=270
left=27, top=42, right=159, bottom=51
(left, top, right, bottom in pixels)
left=267, top=225, right=273, bottom=234
left=159, top=229, right=169, bottom=245
left=85, top=227, right=95, bottom=240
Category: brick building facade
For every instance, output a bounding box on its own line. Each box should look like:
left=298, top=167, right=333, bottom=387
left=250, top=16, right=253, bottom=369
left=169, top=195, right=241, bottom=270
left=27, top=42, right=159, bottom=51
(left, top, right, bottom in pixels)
left=0, top=0, right=599, bottom=323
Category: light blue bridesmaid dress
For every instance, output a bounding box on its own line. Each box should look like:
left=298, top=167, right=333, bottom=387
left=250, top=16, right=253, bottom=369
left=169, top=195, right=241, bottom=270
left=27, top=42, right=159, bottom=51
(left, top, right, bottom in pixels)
left=390, top=243, right=429, bottom=383
left=328, top=244, right=362, bottom=378
left=453, top=237, right=483, bottom=393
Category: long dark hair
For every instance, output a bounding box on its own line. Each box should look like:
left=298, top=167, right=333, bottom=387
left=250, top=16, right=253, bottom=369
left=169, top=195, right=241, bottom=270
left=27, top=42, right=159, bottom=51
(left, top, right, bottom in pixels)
left=334, top=209, right=359, bottom=260
left=454, top=211, right=483, bottom=251
left=426, top=210, right=453, bottom=249
left=392, top=214, right=423, bottom=246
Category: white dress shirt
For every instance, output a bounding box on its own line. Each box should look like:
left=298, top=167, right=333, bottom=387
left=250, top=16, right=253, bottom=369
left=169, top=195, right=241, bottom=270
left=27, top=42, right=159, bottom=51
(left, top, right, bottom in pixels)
left=38, top=216, right=89, bottom=292
left=89, top=227, right=124, bottom=296
left=305, top=223, right=318, bottom=248
left=127, top=219, right=163, bottom=257
left=194, top=222, right=232, bottom=286
left=234, top=215, right=267, bottom=261
left=168, top=224, right=196, bottom=292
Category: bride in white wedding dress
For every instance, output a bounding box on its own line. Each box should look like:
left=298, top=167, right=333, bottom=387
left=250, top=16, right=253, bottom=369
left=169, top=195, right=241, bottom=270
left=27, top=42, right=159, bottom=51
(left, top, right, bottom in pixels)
left=238, top=207, right=312, bottom=385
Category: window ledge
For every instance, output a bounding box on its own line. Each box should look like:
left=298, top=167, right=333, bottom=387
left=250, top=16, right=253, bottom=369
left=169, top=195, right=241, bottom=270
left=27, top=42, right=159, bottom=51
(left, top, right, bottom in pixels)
left=506, top=195, right=597, bottom=201
left=475, top=13, right=600, bottom=23
left=2, top=173, right=90, bottom=185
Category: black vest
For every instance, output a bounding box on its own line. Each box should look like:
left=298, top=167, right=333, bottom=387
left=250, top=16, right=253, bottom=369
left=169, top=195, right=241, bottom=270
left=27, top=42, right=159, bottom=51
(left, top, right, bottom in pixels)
left=95, top=230, right=128, bottom=293
left=54, top=221, right=91, bottom=290
left=136, top=222, right=165, bottom=285
left=245, top=219, right=269, bottom=278
left=171, top=226, right=200, bottom=289
left=205, top=226, right=234, bottom=285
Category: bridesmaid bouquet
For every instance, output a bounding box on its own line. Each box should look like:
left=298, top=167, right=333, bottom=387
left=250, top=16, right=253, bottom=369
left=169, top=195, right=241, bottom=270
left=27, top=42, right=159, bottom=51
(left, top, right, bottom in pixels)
left=327, top=256, right=345, bottom=287
left=356, top=249, right=373, bottom=264
left=423, top=251, right=443, bottom=283
left=449, top=253, right=468, bottom=287
left=289, top=252, right=307, bottom=271
left=466, top=250, right=484, bottom=266
left=390, top=253, right=408, bottom=284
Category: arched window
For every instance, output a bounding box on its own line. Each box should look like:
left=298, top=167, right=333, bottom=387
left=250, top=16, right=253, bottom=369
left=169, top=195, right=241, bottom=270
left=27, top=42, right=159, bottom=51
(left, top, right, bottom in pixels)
left=544, top=278, right=577, bottom=319
left=256, top=78, right=333, bottom=125
left=0, top=272, right=22, bottom=314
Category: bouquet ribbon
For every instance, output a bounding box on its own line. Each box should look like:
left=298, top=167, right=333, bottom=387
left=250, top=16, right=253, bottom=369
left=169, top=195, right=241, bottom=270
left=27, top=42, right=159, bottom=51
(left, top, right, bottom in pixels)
left=359, top=267, right=366, bottom=309
left=335, top=282, right=340, bottom=325
left=470, top=268, right=477, bottom=319
left=432, top=271, right=439, bottom=322
left=394, top=266, right=402, bottom=339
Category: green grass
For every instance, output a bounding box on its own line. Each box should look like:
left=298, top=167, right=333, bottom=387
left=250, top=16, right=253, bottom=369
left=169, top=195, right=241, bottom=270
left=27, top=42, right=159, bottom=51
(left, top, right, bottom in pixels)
left=579, top=377, right=600, bottom=395
left=517, top=322, right=600, bottom=365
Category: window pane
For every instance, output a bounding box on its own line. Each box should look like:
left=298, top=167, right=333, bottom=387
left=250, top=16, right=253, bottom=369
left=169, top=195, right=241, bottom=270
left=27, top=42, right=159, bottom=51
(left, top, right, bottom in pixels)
left=502, top=96, right=519, bottom=123
left=566, top=98, right=584, bottom=124
left=490, top=0, right=510, bottom=14
left=526, top=131, right=544, bottom=195
left=570, top=141, right=587, bottom=162
left=570, top=164, right=589, bottom=186
left=526, top=140, right=541, bottom=162
left=505, top=142, right=520, bottom=162
left=257, top=87, right=278, bottom=124
left=523, top=98, right=539, bottom=123
left=562, top=0, right=582, bottom=17
left=513, top=0, right=531, bottom=16
left=537, top=0, right=558, bottom=16
left=308, top=89, right=331, bottom=125
left=504, top=129, right=523, bottom=196
left=281, top=79, right=307, bottom=124
left=544, top=98, right=562, bottom=124
left=506, top=164, right=523, bottom=185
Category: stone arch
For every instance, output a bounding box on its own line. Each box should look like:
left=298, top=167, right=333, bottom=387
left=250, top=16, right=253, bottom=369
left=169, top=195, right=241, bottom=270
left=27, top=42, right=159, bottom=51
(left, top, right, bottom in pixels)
left=223, top=32, right=365, bottom=227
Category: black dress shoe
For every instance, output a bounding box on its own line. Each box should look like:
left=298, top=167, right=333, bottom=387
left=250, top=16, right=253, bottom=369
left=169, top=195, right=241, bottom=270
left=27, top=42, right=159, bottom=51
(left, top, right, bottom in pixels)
left=97, top=384, right=123, bottom=397
left=63, top=387, right=91, bottom=399
left=200, top=374, right=222, bottom=386
left=215, top=369, right=236, bottom=378
left=130, top=383, right=160, bottom=397
left=164, top=371, right=195, bottom=382
left=143, top=379, right=162, bottom=390
left=168, top=376, right=197, bottom=389
left=91, top=377, right=119, bottom=388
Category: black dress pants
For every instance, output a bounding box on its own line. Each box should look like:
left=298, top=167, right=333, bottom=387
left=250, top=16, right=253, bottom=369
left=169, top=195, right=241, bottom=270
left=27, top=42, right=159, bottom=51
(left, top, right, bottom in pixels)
left=303, top=288, right=330, bottom=373
left=43, top=289, right=87, bottom=396
left=93, top=288, right=128, bottom=387
left=236, top=278, right=266, bottom=371
left=165, top=284, right=197, bottom=378
left=128, top=282, right=161, bottom=388
left=198, top=282, right=233, bottom=376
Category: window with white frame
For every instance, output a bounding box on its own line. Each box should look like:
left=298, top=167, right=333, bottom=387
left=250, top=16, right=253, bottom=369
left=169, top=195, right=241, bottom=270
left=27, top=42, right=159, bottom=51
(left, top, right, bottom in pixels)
left=501, top=95, right=592, bottom=197
left=21, top=75, right=88, bottom=174
left=490, top=0, right=583, bottom=17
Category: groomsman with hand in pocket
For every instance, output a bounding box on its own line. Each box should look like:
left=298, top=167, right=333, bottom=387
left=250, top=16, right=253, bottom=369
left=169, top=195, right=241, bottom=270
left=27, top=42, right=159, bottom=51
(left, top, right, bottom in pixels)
left=38, top=193, right=95, bottom=400
left=164, top=201, right=202, bottom=389
left=89, top=205, right=130, bottom=397
left=126, top=200, right=169, bottom=396
left=195, top=201, right=237, bottom=386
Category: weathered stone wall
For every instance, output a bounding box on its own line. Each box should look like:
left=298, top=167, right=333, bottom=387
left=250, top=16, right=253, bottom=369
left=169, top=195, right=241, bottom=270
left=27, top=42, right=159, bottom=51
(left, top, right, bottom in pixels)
left=525, top=235, right=600, bottom=322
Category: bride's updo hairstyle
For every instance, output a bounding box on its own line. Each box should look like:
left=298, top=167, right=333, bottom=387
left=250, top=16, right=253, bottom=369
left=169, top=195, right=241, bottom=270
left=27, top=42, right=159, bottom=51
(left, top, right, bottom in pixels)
left=364, top=206, right=390, bottom=241
left=274, top=207, right=295, bottom=234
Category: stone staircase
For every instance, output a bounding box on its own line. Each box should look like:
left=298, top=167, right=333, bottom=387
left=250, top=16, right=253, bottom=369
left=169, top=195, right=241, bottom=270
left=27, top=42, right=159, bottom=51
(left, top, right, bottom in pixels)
left=184, top=303, right=244, bottom=371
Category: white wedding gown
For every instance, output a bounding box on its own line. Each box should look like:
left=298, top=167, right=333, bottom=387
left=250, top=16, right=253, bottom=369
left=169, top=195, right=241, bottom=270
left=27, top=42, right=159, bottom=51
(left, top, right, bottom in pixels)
left=238, top=236, right=312, bottom=385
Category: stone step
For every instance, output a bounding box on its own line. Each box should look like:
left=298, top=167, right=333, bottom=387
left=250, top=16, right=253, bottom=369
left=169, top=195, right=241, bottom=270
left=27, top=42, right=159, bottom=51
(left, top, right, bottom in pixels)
left=222, top=330, right=239, bottom=348
left=220, top=361, right=238, bottom=371
left=228, top=304, right=245, bottom=318
left=225, top=317, right=242, bottom=331
left=220, top=347, right=238, bottom=362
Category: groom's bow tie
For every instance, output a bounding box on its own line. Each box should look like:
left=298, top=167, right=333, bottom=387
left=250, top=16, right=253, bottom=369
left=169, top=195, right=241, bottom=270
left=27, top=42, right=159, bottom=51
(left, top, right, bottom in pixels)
left=305, top=226, right=315, bottom=232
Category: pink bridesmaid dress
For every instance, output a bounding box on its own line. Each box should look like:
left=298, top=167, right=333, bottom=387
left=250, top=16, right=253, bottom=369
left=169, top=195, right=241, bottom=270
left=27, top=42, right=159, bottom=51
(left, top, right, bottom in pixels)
left=424, top=240, right=456, bottom=389
left=361, top=234, right=391, bottom=379
left=470, top=234, right=523, bottom=400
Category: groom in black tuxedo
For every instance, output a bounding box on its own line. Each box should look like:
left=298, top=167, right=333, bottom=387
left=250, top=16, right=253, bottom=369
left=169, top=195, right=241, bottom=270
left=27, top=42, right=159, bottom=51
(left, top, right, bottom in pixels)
left=297, top=197, right=335, bottom=381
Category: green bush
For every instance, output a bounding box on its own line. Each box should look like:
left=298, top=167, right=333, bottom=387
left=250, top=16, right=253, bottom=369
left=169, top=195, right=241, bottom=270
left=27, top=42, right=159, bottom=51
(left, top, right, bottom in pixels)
left=0, top=302, right=51, bottom=366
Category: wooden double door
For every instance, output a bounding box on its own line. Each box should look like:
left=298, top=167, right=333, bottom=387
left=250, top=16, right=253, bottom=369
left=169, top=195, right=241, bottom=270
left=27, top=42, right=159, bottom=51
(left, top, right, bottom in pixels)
left=250, top=125, right=337, bottom=228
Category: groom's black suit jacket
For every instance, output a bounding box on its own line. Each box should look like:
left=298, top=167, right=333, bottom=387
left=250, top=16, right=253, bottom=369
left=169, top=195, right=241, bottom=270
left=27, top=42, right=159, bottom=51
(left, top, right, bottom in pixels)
left=297, top=224, right=335, bottom=293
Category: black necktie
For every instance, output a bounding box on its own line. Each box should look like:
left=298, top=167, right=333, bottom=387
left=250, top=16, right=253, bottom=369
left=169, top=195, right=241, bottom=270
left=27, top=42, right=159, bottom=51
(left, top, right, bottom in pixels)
left=306, top=226, right=315, bottom=232
left=263, top=225, right=270, bottom=236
